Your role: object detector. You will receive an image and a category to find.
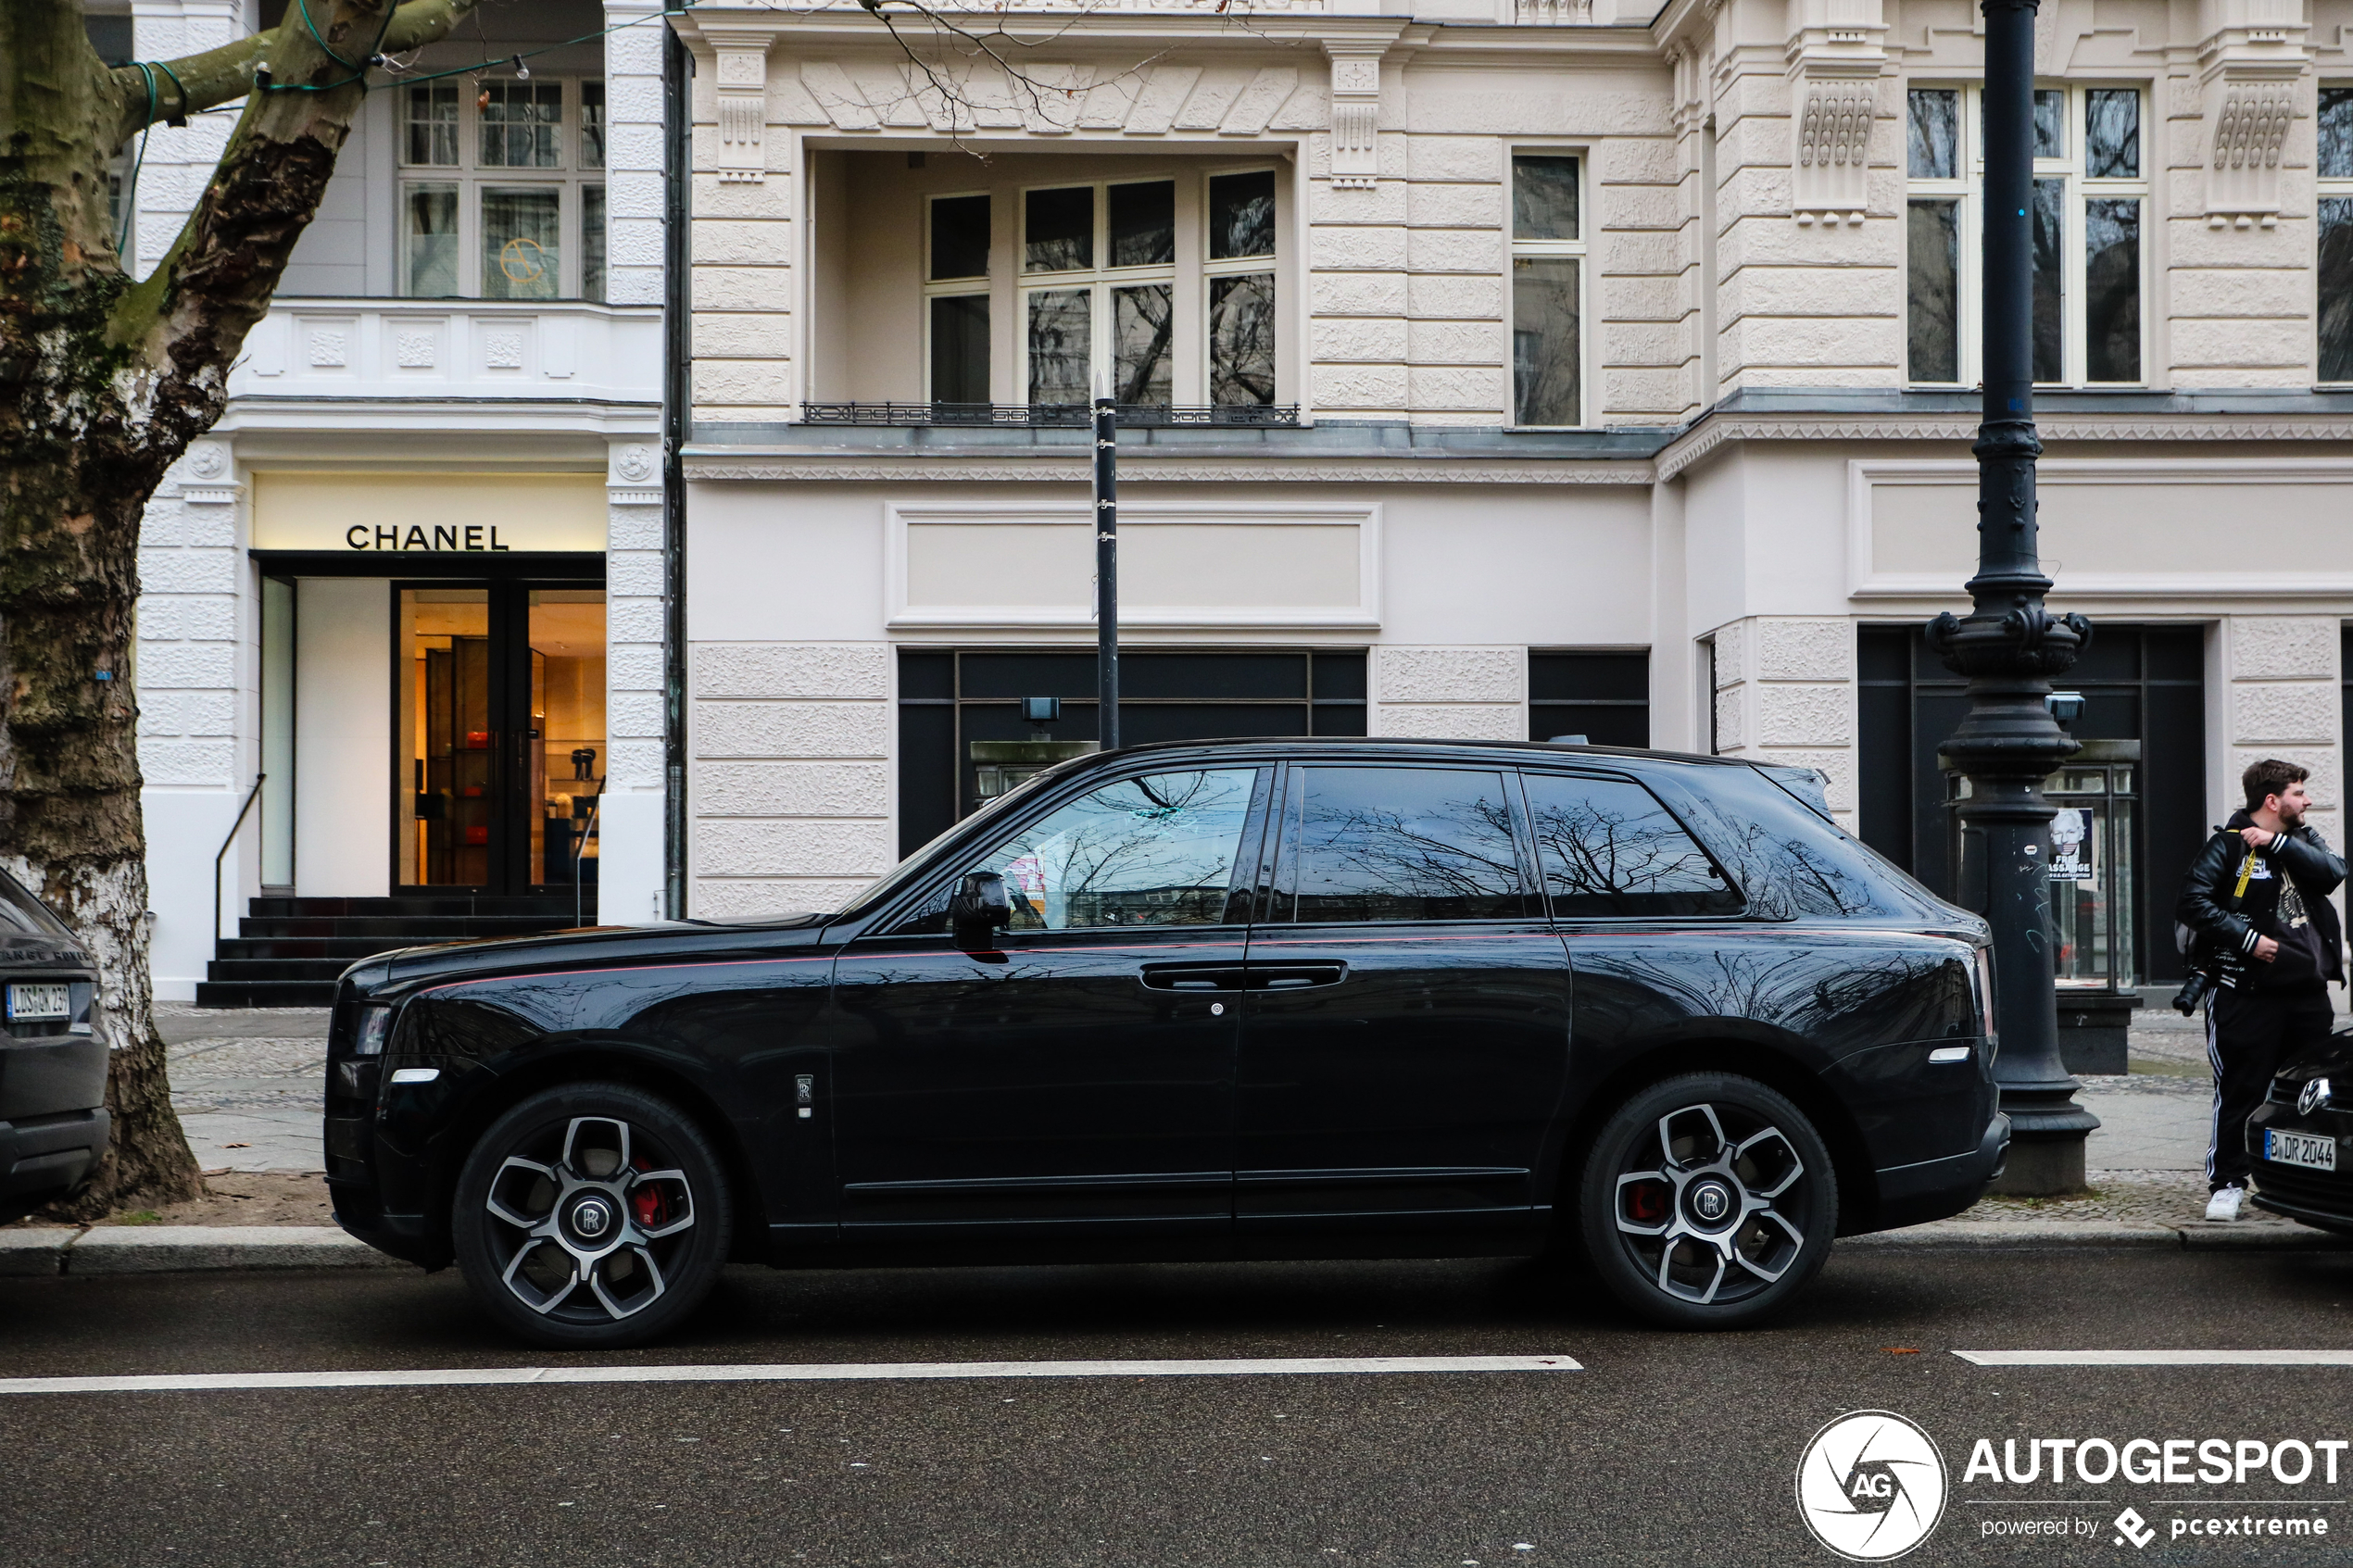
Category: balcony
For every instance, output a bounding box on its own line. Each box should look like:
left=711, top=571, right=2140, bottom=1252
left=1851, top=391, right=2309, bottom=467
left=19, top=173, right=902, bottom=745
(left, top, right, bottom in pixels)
left=799, top=402, right=1302, bottom=429
left=225, top=299, right=661, bottom=420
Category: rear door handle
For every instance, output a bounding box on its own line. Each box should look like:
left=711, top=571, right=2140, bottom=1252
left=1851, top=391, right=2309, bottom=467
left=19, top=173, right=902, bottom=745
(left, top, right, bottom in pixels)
left=1139, top=962, right=1251, bottom=992
left=1249, top=963, right=1348, bottom=990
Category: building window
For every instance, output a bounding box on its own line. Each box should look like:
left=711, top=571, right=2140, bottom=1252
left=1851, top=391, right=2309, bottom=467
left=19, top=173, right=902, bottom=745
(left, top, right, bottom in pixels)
left=1205, top=169, right=1277, bottom=407
left=925, top=194, right=992, bottom=404
left=1020, top=179, right=1177, bottom=406
left=1510, top=153, right=1584, bottom=426
left=399, top=79, right=607, bottom=302
left=1906, top=84, right=2145, bottom=386
left=2320, top=86, right=2353, bottom=382
left=1529, top=651, right=1647, bottom=746
left=895, top=648, right=1365, bottom=856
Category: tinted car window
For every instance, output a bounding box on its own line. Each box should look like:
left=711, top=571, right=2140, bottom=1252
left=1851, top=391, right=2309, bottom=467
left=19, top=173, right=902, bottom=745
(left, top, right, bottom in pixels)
left=1523, top=772, right=1741, bottom=918
left=0, top=869, right=69, bottom=935
left=1283, top=767, right=1525, bottom=922
left=912, top=768, right=1261, bottom=933
left=1666, top=763, right=1932, bottom=921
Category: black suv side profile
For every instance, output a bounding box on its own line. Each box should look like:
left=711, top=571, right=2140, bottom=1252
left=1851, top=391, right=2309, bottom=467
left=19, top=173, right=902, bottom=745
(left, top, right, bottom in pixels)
left=326, top=739, right=2004, bottom=1347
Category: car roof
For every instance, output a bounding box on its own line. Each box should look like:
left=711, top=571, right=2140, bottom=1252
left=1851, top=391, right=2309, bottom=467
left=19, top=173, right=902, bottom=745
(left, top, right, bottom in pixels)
left=1069, top=735, right=1755, bottom=771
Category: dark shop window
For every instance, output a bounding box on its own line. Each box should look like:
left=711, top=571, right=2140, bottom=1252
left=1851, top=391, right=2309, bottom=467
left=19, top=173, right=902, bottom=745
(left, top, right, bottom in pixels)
left=1856, top=621, right=2204, bottom=983
left=895, top=647, right=1367, bottom=857
left=1529, top=651, right=1650, bottom=746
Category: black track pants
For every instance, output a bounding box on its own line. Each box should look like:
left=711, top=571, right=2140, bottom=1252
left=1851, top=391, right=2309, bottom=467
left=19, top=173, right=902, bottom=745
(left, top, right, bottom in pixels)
left=2207, top=984, right=2335, bottom=1190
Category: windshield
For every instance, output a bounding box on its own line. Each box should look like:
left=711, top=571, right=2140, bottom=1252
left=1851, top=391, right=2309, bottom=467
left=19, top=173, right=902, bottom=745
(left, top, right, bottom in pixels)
left=831, top=765, right=1065, bottom=921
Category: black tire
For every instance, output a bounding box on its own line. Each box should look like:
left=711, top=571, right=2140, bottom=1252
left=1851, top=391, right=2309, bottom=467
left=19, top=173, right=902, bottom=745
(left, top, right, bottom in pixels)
left=452, top=1082, right=734, bottom=1350
left=1578, top=1073, right=1836, bottom=1330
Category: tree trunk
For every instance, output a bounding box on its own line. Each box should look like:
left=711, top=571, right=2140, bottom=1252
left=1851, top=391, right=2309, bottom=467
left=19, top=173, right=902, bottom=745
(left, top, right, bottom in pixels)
left=0, top=0, right=480, bottom=1216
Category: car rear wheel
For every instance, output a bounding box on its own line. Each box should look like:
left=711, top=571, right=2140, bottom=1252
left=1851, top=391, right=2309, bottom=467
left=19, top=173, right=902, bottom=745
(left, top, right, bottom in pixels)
left=1579, top=1073, right=1836, bottom=1330
left=452, top=1083, right=733, bottom=1349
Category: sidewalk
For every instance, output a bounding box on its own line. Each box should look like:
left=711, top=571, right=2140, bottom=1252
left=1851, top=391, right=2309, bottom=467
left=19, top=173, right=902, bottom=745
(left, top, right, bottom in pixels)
left=1, top=1000, right=2335, bottom=1273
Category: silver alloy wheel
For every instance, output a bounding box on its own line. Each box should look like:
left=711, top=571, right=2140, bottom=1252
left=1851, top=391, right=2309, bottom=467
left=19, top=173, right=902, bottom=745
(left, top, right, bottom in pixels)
left=1611, top=1101, right=1808, bottom=1307
left=482, top=1116, right=696, bottom=1323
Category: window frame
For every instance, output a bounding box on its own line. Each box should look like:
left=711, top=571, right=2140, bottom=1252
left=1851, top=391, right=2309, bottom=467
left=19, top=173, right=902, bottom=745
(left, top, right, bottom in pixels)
left=396, top=76, right=608, bottom=302
left=1904, top=82, right=2150, bottom=388
left=924, top=190, right=995, bottom=404
left=2318, top=82, right=2353, bottom=385
left=1505, top=145, right=1591, bottom=430
left=1015, top=175, right=1184, bottom=406
left=1202, top=164, right=1282, bottom=409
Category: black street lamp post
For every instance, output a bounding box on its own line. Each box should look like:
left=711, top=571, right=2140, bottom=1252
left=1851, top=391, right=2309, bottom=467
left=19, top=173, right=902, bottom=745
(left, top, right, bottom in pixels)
left=1928, top=0, right=2099, bottom=1195
left=1094, top=386, right=1120, bottom=750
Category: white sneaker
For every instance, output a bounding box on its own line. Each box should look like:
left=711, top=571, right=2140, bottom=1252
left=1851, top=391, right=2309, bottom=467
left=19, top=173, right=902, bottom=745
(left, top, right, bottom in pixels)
left=2205, top=1185, right=2246, bottom=1223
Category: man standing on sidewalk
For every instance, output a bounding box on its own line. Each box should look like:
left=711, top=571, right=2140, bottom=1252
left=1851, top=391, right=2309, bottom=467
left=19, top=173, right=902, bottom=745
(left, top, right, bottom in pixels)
left=2177, top=759, right=2347, bottom=1221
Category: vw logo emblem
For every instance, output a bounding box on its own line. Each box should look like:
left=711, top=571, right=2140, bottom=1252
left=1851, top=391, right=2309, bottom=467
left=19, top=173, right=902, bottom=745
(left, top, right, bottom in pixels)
left=2299, top=1077, right=2333, bottom=1117
left=572, top=1197, right=613, bottom=1238
left=1692, top=1181, right=1731, bottom=1223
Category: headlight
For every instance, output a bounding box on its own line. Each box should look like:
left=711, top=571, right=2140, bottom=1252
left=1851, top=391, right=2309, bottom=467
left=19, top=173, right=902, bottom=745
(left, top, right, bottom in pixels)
left=354, top=1004, right=394, bottom=1056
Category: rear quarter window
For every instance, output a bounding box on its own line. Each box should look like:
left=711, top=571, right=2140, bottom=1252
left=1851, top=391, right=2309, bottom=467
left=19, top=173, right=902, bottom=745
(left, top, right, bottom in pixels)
left=1657, top=765, right=1932, bottom=921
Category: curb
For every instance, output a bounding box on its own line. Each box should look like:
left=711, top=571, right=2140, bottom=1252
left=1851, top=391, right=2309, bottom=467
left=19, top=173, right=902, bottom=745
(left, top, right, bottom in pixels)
left=1845, top=1220, right=2353, bottom=1250
left=0, top=1226, right=399, bottom=1276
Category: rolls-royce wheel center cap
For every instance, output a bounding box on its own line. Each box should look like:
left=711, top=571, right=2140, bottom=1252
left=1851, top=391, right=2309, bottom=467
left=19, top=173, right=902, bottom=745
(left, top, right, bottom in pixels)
left=1689, top=1180, right=1734, bottom=1226
left=571, top=1196, right=615, bottom=1239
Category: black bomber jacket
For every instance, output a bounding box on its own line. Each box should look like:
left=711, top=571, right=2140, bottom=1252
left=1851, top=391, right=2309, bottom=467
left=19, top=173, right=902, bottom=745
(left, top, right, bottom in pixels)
left=2175, top=810, right=2348, bottom=985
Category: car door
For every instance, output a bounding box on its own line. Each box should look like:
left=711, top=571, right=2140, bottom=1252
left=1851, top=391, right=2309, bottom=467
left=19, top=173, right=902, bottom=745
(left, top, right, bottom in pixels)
left=1235, top=761, right=1573, bottom=1240
left=1522, top=769, right=1749, bottom=1100
left=828, top=764, right=1271, bottom=1244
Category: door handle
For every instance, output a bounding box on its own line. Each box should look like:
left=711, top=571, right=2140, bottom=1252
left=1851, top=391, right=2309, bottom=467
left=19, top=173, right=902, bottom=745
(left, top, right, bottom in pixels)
left=1139, top=962, right=1250, bottom=992
left=1249, top=962, right=1348, bottom=990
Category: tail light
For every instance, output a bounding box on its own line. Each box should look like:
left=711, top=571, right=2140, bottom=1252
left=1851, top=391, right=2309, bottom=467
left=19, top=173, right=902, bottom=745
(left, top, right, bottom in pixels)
left=1972, top=946, right=1998, bottom=1050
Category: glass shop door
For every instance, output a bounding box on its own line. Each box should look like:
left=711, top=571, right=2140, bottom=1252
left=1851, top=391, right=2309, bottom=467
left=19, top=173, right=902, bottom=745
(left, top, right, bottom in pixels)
left=397, top=585, right=606, bottom=896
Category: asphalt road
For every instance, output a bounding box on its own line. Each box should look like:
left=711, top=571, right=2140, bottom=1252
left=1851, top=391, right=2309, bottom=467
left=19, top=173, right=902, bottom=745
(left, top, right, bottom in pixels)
left=5, top=1247, right=2353, bottom=1567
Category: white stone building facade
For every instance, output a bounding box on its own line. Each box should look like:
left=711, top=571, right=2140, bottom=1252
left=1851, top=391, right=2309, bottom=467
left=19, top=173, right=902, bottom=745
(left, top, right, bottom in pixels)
left=669, top=0, right=2353, bottom=997
left=112, top=0, right=671, bottom=1001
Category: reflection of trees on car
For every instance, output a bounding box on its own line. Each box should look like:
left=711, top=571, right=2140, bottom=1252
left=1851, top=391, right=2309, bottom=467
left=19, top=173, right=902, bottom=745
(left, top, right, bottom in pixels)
left=993, top=771, right=1251, bottom=930
left=1530, top=797, right=1716, bottom=909
left=1295, top=794, right=1521, bottom=922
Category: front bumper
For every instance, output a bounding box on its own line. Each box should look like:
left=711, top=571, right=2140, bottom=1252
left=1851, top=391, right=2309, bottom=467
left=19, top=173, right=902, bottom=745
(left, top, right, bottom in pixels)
left=0, top=1107, right=110, bottom=1202
left=2246, top=1101, right=2353, bottom=1229
left=1859, top=1110, right=2011, bottom=1233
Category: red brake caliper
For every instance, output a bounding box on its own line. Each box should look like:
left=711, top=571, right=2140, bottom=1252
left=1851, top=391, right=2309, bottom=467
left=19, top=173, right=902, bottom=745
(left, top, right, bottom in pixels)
left=630, top=1158, right=669, bottom=1227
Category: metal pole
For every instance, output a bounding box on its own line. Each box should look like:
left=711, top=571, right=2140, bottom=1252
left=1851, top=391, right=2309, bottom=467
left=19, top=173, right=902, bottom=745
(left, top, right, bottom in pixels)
left=1929, top=0, right=2097, bottom=1195
left=1094, top=385, right=1120, bottom=751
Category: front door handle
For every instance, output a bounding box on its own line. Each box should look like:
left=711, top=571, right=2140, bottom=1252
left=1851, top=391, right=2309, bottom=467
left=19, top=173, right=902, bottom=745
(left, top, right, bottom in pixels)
left=1249, top=962, right=1348, bottom=990
left=1139, top=962, right=1251, bottom=992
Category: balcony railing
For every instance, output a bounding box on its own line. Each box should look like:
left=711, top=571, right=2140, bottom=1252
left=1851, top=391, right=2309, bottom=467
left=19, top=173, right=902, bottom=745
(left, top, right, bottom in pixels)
left=799, top=402, right=1302, bottom=429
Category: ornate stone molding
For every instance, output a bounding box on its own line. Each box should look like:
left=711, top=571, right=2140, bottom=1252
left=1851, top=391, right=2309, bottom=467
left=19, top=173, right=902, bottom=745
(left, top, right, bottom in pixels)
left=684, top=454, right=1650, bottom=484
left=1792, top=80, right=1873, bottom=225
left=709, top=33, right=774, bottom=182
left=1325, top=45, right=1384, bottom=190
left=2205, top=77, right=2297, bottom=224
left=1657, top=410, right=2353, bottom=480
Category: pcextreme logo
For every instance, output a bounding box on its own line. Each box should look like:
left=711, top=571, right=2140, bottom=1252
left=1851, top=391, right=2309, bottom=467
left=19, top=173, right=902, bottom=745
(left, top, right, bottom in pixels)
left=1796, top=1411, right=1951, bottom=1561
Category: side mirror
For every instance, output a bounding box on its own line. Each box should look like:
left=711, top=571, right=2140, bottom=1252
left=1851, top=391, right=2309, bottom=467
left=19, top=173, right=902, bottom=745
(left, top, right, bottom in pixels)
left=949, top=871, right=1013, bottom=950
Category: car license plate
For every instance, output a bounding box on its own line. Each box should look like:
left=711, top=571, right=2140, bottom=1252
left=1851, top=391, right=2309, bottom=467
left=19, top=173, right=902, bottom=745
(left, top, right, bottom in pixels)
left=2267, top=1128, right=2338, bottom=1173
left=6, top=983, right=70, bottom=1022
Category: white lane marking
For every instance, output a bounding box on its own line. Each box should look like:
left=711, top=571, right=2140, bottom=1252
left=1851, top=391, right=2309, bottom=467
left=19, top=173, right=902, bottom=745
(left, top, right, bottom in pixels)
left=0, top=1353, right=1583, bottom=1396
left=1956, top=1349, right=2353, bottom=1367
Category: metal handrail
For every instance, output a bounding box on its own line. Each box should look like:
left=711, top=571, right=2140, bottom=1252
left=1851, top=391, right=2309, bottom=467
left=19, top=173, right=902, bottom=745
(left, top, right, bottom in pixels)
left=213, top=772, right=267, bottom=947
left=571, top=781, right=604, bottom=929
left=798, top=401, right=1301, bottom=430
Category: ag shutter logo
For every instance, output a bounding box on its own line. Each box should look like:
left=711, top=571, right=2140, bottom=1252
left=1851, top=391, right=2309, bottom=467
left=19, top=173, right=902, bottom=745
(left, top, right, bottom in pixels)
left=1796, top=1411, right=1949, bottom=1561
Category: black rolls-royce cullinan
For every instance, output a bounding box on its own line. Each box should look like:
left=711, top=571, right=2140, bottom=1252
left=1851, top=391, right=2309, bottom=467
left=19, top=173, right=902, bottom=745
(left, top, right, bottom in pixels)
left=326, top=737, right=2006, bottom=1347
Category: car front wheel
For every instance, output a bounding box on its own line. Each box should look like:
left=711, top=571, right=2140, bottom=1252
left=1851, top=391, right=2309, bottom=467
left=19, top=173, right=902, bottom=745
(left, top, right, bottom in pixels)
left=1579, top=1073, right=1836, bottom=1329
left=452, top=1083, right=734, bottom=1349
